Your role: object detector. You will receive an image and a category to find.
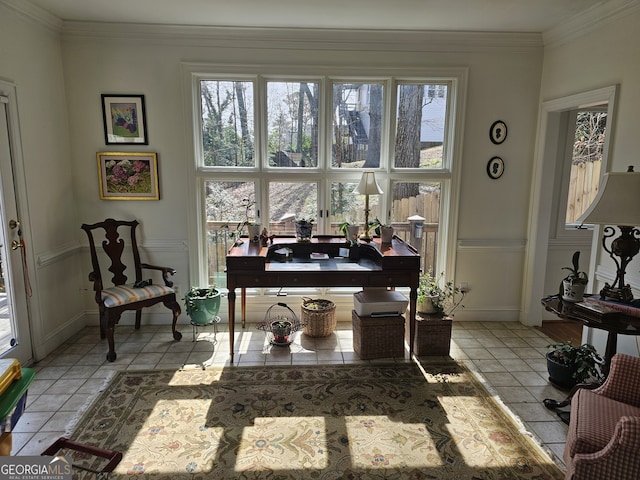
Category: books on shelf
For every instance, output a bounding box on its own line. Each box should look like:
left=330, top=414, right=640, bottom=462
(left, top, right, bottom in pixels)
left=583, top=297, right=640, bottom=319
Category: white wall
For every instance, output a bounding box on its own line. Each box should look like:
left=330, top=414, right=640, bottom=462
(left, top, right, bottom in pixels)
left=0, top=3, right=85, bottom=361
left=539, top=6, right=640, bottom=355
left=59, top=26, right=544, bottom=327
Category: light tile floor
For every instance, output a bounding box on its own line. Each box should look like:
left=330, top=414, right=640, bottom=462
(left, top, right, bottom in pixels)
left=10, top=320, right=570, bottom=469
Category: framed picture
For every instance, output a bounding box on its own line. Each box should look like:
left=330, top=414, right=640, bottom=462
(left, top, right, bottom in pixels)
left=97, top=152, right=159, bottom=200
left=101, top=94, right=148, bottom=145
left=489, top=120, right=508, bottom=145
left=487, top=156, right=505, bottom=179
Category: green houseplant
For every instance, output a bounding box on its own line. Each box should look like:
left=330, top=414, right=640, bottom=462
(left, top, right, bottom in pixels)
left=560, top=251, right=589, bottom=302
left=417, top=270, right=464, bottom=316
left=338, top=221, right=360, bottom=245
left=270, top=320, right=293, bottom=344
left=368, top=217, right=394, bottom=243
left=546, top=341, right=603, bottom=388
left=184, top=286, right=221, bottom=325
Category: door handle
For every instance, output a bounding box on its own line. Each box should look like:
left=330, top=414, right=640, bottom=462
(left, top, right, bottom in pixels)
left=11, top=240, right=24, bottom=250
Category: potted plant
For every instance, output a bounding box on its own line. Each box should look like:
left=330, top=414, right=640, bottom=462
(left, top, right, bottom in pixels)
left=295, top=218, right=314, bottom=242
left=417, top=270, right=465, bottom=316
left=271, top=320, right=293, bottom=344
left=183, top=286, right=221, bottom=325
left=368, top=217, right=394, bottom=243
left=560, top=251, right=588, bottom=302
left=546, top=341, right=604, bottom=388
left=224, top=197, right=260, bottom=245
left=338, top=221, right=360, bottom=245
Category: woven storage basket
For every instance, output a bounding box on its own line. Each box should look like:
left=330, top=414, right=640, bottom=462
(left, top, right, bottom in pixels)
left=301, top=298, right=337, bottom=337
left=352, top=310, right=405, bottom=359
left=408, top=314, right=452, bottom=356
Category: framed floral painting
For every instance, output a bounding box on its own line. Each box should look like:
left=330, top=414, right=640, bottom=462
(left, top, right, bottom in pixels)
left=101, top=94, right=148, bottom=145
left=97, top=152, right=159, bottom=200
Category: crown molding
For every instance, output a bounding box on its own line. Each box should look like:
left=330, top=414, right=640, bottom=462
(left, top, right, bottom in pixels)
left=0, top=0, right=62, bottom=33
left=61, top=22, right=543, bottom=53
left=544, top=0, right=640, bottom=48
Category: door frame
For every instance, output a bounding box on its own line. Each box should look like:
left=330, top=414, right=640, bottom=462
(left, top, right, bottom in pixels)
left=0, top=79, right=34, bottom=364
left=521, top=85, right=618, bottom=326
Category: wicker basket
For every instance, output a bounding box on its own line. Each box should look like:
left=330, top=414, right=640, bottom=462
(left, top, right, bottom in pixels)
left=352, top=310, right=405, bottom=359
left=301, top=298, right=337, bottom=337
left=256, top=303, right=304, bottom=346
left=409, top=314, right=452, bottom=356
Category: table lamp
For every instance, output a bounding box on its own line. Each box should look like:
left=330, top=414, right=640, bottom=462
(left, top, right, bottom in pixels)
left=356, top=171, right=383, bottom=241
left=577, top=166, right=640, bottom=303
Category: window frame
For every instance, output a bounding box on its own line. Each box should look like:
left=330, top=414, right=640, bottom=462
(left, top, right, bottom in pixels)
left=184, top=64, right=467, bottom=289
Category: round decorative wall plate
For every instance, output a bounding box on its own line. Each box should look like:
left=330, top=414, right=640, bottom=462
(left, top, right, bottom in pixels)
left=487, top=156, right=504, bottom=179
left=489, top=120, right=508, bottom=144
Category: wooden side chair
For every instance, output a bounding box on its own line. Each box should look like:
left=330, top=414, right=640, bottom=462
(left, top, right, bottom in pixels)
left=81, top=218, right=182, bottom=362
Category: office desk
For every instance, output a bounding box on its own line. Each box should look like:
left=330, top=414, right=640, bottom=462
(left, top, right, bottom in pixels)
left=226, top=236, right=421, bottom=362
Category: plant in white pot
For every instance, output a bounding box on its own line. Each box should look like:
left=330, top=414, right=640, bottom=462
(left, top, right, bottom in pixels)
left=417, top=270, right=465, bottom=316
left=223, top=197, right=260, bottom=245
left=560, top=251, right=588, bottom=302
left=369, top=217, right=394, bottom=243
left=338, top=221, right=360, bottom=246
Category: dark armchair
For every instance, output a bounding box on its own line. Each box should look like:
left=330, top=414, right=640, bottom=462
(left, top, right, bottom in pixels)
left=81, top=218, right=182, bottom=362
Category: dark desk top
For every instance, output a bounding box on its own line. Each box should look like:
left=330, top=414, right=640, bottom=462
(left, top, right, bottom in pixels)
left=227, top=235, right=420, bottom=272
left=542, top=295, right=640, bottom=335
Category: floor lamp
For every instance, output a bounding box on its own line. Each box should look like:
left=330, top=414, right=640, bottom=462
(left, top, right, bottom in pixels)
left=577, top=166, right=640, bottom=303
left=356, top=171, right=383, bottom=241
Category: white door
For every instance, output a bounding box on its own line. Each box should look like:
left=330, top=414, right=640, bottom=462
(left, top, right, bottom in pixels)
left=0, top=86, right=33, bottom=364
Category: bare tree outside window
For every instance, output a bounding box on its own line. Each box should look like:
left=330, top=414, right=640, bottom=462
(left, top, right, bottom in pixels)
left=267, top=81, right=319, bottom=168
left=201, top=80, right=254, bottom=167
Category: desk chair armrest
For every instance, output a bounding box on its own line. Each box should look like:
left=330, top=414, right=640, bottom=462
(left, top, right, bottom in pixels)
left=87, top=271, right=103, bottom=292
left=141, top=263, right=177, bottom=287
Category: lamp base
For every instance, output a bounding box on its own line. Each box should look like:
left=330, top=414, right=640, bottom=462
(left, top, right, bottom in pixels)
left=600, top=283, right=634, bottom=303
left=359, top=233, right=372, bottom=242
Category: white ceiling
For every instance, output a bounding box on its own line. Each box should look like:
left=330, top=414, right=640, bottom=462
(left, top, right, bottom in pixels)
left=22, top=0, right=611, bottom=33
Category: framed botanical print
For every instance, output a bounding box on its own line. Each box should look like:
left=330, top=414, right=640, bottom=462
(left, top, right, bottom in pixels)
left=97, top=152, right=159, bottom=200
left=101, top=94, right=148, bottom=145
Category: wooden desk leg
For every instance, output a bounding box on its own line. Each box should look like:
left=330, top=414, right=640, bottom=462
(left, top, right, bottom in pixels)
left=603, top=331, right=618, bottom=378
left=241, top=288, right=247, bottom=329
left=228, top=288, right=236, bottom=363
left=409, top=287, right=417, bottom=358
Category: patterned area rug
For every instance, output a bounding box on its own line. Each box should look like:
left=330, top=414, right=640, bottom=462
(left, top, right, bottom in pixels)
left=66, top=362, right=564, bottom=479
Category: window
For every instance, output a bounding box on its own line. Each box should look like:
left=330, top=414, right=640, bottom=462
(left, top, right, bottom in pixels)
left=267, top=81, right=319, bottom=168
left=200, top=80, right=254, bottom=167
left=565, top=109, right=607, bottom=226
left=194, top=73, right=458, bottom=287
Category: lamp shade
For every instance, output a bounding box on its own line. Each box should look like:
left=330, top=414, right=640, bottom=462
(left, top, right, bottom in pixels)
left=356, top=171, right=383, bottom=196
left=577, top=171, right=640, bottom=226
